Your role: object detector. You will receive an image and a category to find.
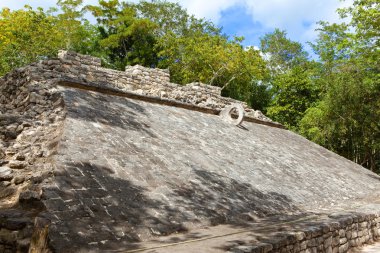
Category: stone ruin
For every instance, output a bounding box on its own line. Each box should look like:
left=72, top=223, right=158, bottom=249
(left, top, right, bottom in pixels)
left=0, top=51, right=380, bottom=253
left=56, top=50, right=273, bottom=123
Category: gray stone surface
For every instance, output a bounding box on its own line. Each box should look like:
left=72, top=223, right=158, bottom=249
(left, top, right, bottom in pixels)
left=39, top=86, right=380, bottom=252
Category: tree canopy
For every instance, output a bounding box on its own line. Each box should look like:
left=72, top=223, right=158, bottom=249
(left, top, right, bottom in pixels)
left=299, top=0, right=380, bottom=171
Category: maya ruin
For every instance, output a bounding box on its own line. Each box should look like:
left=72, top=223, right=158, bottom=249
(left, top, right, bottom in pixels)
left=1, top=51, right=380, bottom=253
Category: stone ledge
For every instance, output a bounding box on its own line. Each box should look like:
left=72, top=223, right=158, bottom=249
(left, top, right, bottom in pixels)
left=51, top=50, right=275, bottom=123
left=57, top=50, right=101, bottom=67
left=228, top=211, right=380, bottom=253
left=58, top=78, right=285, bottom=129
left=1, top=50, right=277, bottom=125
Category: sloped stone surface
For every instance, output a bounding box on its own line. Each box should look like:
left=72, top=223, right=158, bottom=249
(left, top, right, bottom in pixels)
left=41, top=87, right=380, bottom=252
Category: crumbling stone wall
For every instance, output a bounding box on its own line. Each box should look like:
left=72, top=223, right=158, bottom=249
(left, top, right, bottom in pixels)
left=55, top=50, right=273, bottom=122
left=0, top=68, right=65, bottom=194
left=0, top=50, right=269, bottom=122
left=0, top=68, right=65, bottom=252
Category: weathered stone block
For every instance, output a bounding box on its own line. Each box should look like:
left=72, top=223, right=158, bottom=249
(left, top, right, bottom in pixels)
left=308, top=238, right=317, bottom=247
left=324, top=236, right=332, bottom=248
left=338, top=243, right=348, bottom=253
left=18, top=190, right=42, bottom=209
left=300, top=240, right=308, bottom=250
left=0, top=167, right=13, bottom=181
left=332, top=236, right=340, bottom=246
left=8, top=160, right=27, bottom=169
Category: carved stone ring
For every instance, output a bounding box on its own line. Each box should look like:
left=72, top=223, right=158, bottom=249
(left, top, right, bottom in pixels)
left=219, top=103, right=245, bottom=125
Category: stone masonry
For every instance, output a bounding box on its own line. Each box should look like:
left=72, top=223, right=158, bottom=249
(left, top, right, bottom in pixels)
left=57, top=50, right=273, bottom=122
left=229, top=213, right=380, bottom=253
left=0, top=50, right=277, bottom=252
left=0, top=51, right=379, bottom=252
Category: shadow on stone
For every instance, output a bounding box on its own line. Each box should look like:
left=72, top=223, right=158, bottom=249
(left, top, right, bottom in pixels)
left=367, top=173, right=380, bottom=182
left=42, top=162, right=185, bottom=252
left=41, top=162, right=300, bottom=252
left=168, top=168, right=300, bottom=226
left=62, top=88, right=156, bottom=138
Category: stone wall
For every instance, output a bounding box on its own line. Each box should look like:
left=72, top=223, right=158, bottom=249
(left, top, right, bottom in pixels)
left=0, top=68, right=65, bottom=187
left=58, top=50, right=101, bottom=66
left=231, top=212, right=380, bottom=253
left=0, top=68, right=66, bottom=252
left=53, top=50, right=273, bottom=122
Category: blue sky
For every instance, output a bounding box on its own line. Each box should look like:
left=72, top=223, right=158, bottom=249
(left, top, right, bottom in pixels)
left=0, top=0, right=352, bottom=55
left=219, top=5, right=264, bottom=47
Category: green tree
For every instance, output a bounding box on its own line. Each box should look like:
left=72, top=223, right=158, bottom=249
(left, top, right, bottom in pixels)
left=133, top=0, right=191, bottom=37
left=0, top=3, right=96, bottom=76
left=300, top=0, right=380, bottom=172
left=132, top=1, right=269, bottom=110
left=86, top=0, right=158, bottom=69
left=158, top=30, right=268, bottom=109
left=300, top=59, right=380, bottom=171
left=260, top=29, right=318, bottom=128
left=260, top=29, right=309, bottom=76
left=267, top=65, right=319, bottom=130
left=338, top=0, right=379, bottom=61
left=0, top=6, right=64, bottom=75
left=56, top=0, right=84, bottom=50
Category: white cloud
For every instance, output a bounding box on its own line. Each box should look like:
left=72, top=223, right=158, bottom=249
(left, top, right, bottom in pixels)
left=243, top=0, right=353, bottom=42
left=175, top=0, right=353, bottom=43
left=1, top=0, right=353, bottom=45
left=175, top=0, right=242, bottom=22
